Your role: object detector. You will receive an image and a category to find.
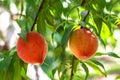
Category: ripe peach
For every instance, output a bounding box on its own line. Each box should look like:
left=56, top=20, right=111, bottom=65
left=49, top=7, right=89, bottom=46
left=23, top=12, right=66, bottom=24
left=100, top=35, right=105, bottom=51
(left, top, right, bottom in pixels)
left=16, top=32, right=47, bottom=64
left=69, top=28, right=98, bottom=60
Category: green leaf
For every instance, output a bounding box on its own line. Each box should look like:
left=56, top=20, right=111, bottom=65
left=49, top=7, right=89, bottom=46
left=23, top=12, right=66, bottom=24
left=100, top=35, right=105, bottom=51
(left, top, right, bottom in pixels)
left=21, top=62, right=29, bottom=79
left=61, top=25, right=73, bottom=47
left=37, top=10, right=46, bottom=35
left=0, top=51, right=9, bottom=58
left=49, top=0, right=63, bottom=16
left=20, top=1, right=24, bottom=18
left=97, top=36, right=106, bottom=47
left=95, top=52, right=120, bottom=59
left=107, top=52, right=120, bottom=58
left=54, top=46, right=63, bottom=60
left=92, top=0, right=106, bottom=11
left=81, top=10, right=88, bottom=20
left=9, top=47, right=16, bottom=56
left=41, top=56, right=54, bottom=79
left=45, top=9, right=55, bottom=26
left=92, top=13, right=103, bottom=35
left=85, top=61, right=106, bottom=76
left=103, top=19, right=112, bottom=33
left=66, top=5, right=80, bottom=19
left=0, top=49, right=28, bottom=80
left=95, top=52, right=105, bottom=56
left=13, top=55, right=22, bottom=80
left=26, top=0, right=36, bottom=8
left=18, top=30, right=28, bottom=41
left=81, top=62, right=89, bottom=80
left=73, top=59, right=79, bottom=73
left=25, top=0, right=40, bottom=19
left=60, top=68, right=67, bottom=80
left=0, top=57, right=11, bottom=73
left=90, top=59, right=107, bottom=77
left=80, top=21, right=86, bottom=27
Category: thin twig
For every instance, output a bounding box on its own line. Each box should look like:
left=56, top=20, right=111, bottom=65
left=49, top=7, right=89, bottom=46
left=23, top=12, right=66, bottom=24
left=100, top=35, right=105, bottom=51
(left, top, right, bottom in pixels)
left=83, top=11, right=89, bottom=22
left=81, top=0, right=90, bottom=22
left=34, top=65, right=39, bottom=80
left=70, top=56, right=76, bottom=80
left=81, top=0, right=86, bottom=6
left=31, top=0, right=45, bottom=31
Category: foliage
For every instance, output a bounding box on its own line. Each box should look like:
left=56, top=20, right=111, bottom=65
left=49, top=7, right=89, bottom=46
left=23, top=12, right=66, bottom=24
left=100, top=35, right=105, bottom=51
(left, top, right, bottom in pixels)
left=0, top=0, right=120, bottom=80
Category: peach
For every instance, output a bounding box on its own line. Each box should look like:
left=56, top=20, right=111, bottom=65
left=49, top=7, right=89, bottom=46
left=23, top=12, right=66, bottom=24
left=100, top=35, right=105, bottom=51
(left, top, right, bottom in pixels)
left=16, top=32, right=47, bottom=64
left=69, top=28, right=98, bottom=60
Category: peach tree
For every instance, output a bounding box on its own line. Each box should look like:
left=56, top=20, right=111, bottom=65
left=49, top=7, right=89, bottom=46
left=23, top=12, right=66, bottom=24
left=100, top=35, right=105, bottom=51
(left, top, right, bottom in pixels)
left=0, top=0, right=120, bottom=80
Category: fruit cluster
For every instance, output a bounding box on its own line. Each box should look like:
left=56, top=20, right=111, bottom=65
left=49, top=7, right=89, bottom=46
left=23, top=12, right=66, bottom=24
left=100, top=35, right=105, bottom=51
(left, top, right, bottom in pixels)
left=16, top=27, right=98, bottom=64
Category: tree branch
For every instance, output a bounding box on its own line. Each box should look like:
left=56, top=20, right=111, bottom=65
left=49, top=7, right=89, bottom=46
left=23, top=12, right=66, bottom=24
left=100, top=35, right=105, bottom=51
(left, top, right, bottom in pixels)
left=70, top=56, right=76, bottom=80
left=83, top=11, right=89, bottom=22
left=31, top=0, right=45, bottom=31
left=81, top=0, right=86, bottom=6
left=81, top=0, right=90, bottom=22
left=80, top=0, right=90, bottom=28
left=34, top=65, right=39, bottom=80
